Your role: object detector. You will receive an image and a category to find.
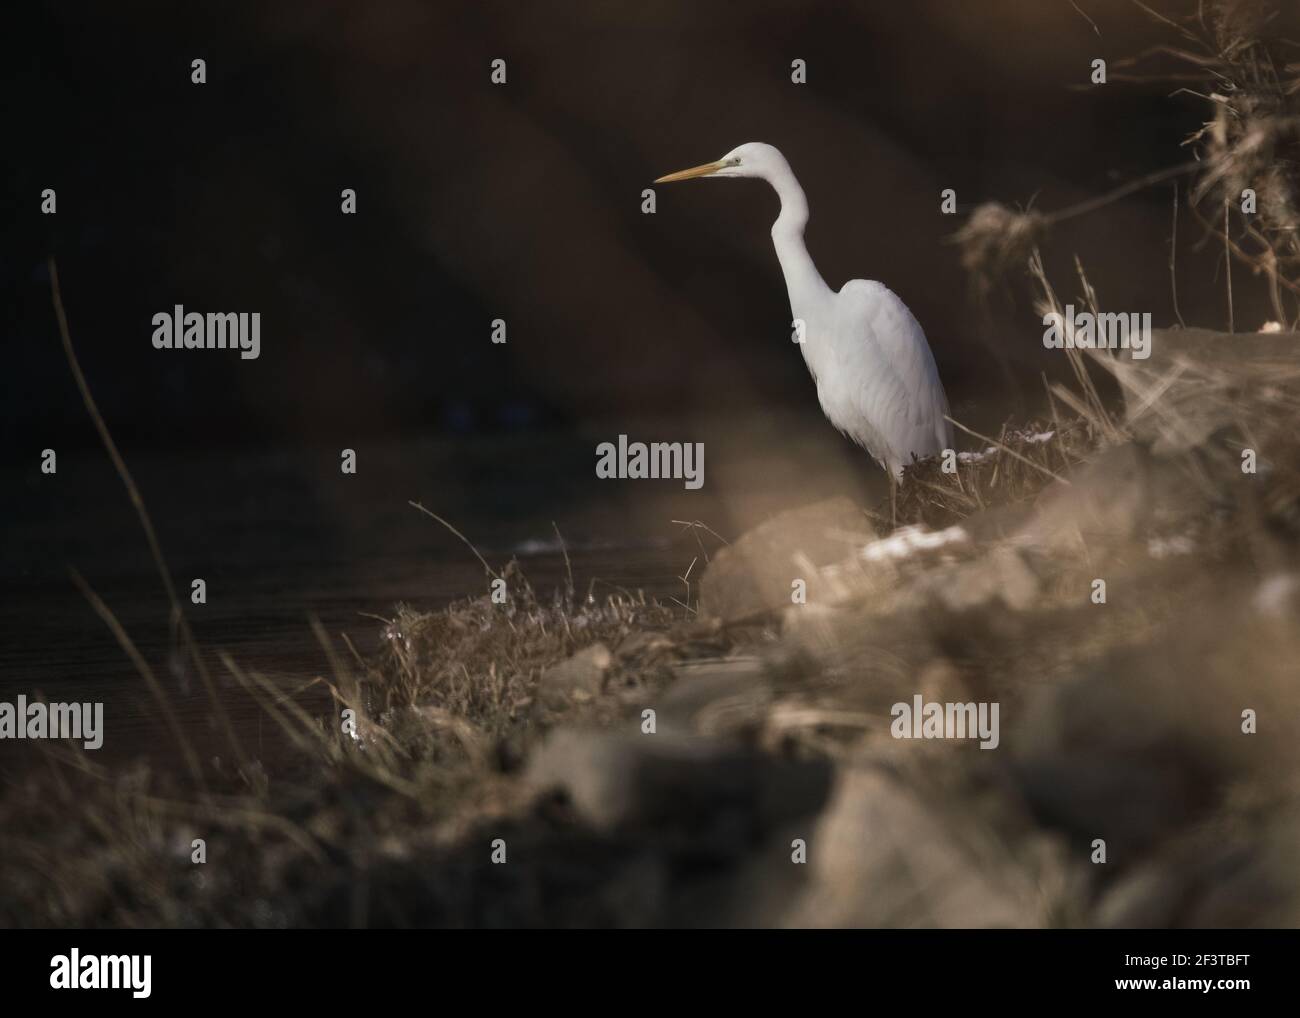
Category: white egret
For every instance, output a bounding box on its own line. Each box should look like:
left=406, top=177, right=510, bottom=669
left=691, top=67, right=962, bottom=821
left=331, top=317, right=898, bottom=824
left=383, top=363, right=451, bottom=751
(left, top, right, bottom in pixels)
left=655, top=142, right=952, bottom=480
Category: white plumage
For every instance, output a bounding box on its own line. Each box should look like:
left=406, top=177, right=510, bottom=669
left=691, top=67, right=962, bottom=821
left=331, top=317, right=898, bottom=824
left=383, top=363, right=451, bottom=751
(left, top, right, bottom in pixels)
left=656, top=142, right=952, bottom=478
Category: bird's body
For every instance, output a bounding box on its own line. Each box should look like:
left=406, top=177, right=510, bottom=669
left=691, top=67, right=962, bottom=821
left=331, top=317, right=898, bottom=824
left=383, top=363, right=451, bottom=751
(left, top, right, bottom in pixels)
left=800, top=278, right=951, bottom=477
left=656, top=142, right=951, bottom=478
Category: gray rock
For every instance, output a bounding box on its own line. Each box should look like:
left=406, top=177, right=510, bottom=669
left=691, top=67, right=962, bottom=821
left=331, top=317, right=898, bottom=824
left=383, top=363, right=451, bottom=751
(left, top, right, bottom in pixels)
left=525, top=727, right=832, bottom=834
left=661, top=656, right=772, bottom=736
left=784, top=764, right=1060, bottom=927
left=699, top=496, right=877, bottom=621
left=1023, top=444, right=1151, bottom=554
left=1096, top=807, right=1300, bottom=928
left=913, top=544, right=1041, bottom=612
left=1117, top=328, right=1299, bottom=454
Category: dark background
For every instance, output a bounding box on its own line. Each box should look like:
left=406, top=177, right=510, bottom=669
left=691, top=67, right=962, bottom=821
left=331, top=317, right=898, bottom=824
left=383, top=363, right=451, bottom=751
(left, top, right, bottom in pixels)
left=6, top=0, right=1276, bottom=457
left=2, top=1, right=1292, bottom=757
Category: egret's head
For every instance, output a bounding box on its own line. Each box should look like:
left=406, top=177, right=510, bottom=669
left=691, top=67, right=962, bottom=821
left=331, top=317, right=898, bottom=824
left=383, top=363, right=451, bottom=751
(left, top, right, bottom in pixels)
left=655, top=142, right=787, bottom=184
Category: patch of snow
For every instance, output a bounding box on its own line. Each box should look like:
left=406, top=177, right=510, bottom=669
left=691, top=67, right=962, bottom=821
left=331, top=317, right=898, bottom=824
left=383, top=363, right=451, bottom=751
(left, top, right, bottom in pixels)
left=957, top=431, right=1055, bottom=464
left=861, top=524, right=970, bottom=562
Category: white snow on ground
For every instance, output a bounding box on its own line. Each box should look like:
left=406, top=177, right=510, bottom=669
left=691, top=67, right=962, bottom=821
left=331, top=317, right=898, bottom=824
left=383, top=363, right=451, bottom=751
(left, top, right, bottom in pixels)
left=957, top=430, right=1056, bottom=464
left=861, top=524, right=970, bottom=562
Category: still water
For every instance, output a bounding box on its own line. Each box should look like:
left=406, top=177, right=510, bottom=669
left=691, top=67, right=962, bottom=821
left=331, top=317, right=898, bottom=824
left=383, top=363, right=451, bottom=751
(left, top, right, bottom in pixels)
left=2, top=418, right=878, bottom=768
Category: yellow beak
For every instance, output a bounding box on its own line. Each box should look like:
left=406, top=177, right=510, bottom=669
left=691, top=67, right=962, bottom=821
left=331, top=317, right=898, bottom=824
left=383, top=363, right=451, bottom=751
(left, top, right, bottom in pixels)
left=654, top=160, right=725, bottom=183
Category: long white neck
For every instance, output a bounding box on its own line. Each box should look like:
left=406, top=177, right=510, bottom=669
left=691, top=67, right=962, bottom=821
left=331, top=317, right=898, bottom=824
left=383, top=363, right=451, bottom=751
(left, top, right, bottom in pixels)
left=765, top=160, right=831, bottom=318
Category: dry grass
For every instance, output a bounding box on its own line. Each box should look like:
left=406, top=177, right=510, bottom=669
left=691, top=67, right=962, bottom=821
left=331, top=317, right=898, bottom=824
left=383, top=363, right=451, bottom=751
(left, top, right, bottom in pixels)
left=1135, top=0, right=1300, bottom=323
left=366, top=564, right=677, bottom=742
left=892, top=419, right=1100, bottom=530
left=953, top=0, right=1300, bottom=322
left=0, top=557, right=688, bottom=927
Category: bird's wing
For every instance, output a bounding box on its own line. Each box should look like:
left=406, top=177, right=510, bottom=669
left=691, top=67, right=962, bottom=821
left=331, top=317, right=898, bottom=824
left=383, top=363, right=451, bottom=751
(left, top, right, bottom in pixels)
left=831, top=280, right=952, bottom=471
